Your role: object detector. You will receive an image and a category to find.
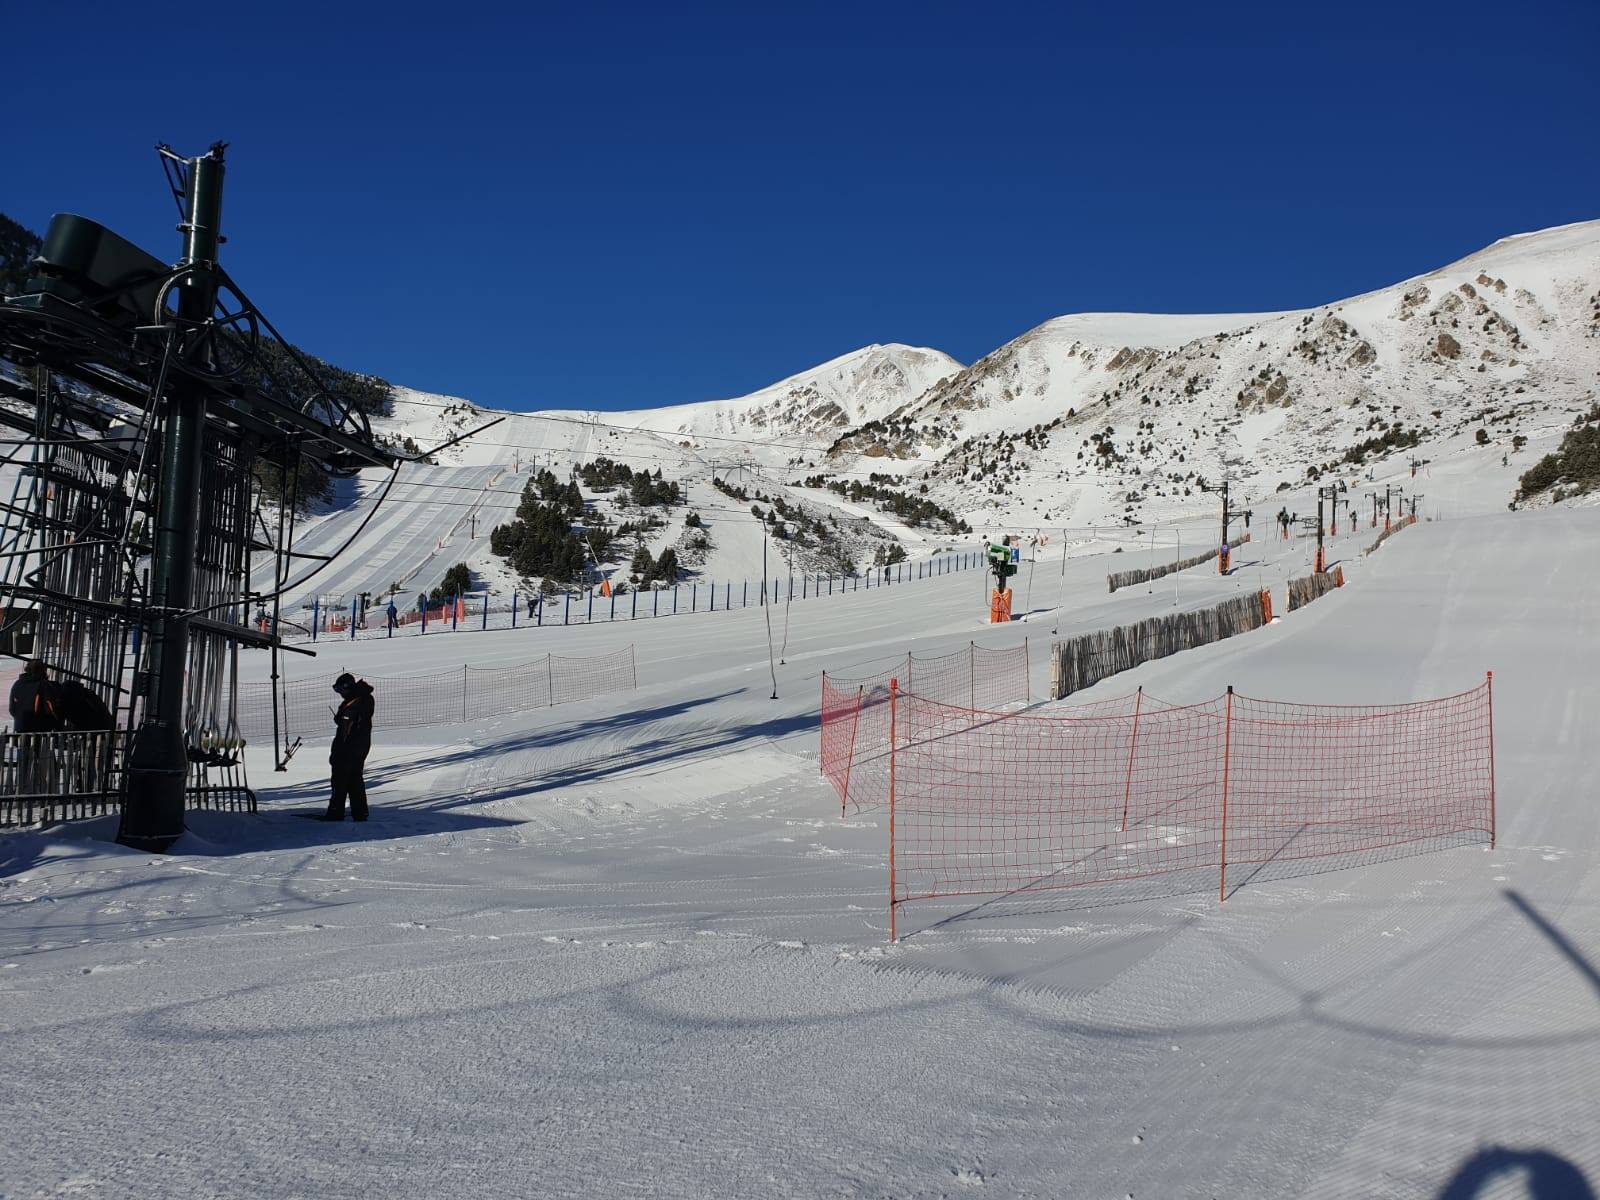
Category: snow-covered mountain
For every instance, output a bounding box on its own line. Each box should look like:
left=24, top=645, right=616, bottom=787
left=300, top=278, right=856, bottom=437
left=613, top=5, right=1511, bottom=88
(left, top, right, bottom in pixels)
left=612, top=343, right=963, bottom=447
left=327, top=219, right=1599, bottom=604
left=829, top=220, right=1600, bottom=527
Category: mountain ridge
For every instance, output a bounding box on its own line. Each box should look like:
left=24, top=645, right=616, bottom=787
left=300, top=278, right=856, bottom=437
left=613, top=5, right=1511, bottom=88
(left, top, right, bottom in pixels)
left=372, top=218, right=1599, bottom=557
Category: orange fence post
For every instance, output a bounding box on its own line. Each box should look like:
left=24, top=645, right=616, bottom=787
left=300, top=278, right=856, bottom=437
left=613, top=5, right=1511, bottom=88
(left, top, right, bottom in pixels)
left=1486, top=671, right=1496, bottom=849
left=844, top=685, right=863, bottom=818
left=1120, top=686, right=1143, bottom=832
left=888, top=677, right=899, bottom=943
left=1219, top=685, right=1234, bottom=902
left=1260, top=589, right=1273, bottom=623
left=969, top=642, right=976, bottom=713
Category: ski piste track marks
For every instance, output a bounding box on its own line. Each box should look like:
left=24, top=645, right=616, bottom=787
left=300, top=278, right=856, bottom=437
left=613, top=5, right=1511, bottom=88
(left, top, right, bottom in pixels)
left=2, top=510, right=1598, bottom=1197
left=254, top=461, right=509, bottom=610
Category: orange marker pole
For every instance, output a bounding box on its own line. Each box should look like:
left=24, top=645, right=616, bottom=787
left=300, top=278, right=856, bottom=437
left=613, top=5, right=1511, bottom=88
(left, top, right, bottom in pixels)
left=888, top=677, right=899, bottom=943
left=1220, top=685, right=1234, bottom=902
left=1486, top=671, right=1496, bottom=849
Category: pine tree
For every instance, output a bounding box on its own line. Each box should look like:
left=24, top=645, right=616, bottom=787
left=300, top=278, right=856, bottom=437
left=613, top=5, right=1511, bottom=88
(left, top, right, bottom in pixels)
left=0, top=213, right=42, bottom=298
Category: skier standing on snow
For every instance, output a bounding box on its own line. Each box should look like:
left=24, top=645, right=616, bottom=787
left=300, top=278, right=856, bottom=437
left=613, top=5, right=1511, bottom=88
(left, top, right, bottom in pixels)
left=321, top=672, right=375, bottom=822
left=8, top=660, right=62, bottom=793
left=386, top=599, right=399, bottom=634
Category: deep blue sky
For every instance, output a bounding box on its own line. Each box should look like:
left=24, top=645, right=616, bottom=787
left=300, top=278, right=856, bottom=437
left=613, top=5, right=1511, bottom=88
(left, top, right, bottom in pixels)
left=8, top=1, right=1596, bottom=411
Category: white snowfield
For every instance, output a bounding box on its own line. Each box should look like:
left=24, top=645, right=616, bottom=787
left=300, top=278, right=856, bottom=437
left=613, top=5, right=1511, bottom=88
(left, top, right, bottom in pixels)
left=258, top=462, right=509, bottom=609
left=3, top=505, right=1597, bottom=1198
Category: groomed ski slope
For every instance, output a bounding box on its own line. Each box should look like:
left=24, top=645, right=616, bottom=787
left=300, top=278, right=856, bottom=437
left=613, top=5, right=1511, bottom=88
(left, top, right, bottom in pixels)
left=2, top=508, right=1597, bottom=1198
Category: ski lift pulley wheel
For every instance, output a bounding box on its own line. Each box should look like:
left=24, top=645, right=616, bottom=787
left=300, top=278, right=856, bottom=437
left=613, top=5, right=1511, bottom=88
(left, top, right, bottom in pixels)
left=153, top=272, right=261, bottom=380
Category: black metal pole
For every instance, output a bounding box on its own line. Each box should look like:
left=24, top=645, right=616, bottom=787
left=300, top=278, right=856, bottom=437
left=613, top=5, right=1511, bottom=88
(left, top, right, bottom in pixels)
left=269, top=447, right=297, bottom=771
left=269, top=465, right=284, bottom=770
left=1315, top=488, right=1326, bottom=572
left=762, top=516, right=777, bottom=700
left=1219, top=480, right=1230, bottom=574
left=121, top=145, right=226, bottom=850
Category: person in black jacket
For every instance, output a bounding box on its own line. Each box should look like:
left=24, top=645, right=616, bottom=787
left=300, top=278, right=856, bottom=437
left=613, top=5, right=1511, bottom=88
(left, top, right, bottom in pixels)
left=321, top=672, right=375, bottom=821
left=8, top=660, right=61, bottom=733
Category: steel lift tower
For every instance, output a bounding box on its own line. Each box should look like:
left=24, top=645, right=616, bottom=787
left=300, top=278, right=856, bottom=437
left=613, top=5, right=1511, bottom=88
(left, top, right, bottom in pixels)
left=0, top=145, right=400, bottom=846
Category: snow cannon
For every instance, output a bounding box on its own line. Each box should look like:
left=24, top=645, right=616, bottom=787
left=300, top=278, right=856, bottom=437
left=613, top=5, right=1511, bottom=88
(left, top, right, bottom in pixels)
left=986, top=539, right=1018, bottom=623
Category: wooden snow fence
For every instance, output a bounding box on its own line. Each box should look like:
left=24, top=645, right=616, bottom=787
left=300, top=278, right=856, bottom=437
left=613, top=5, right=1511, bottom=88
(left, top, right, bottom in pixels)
left=1050, top=590, right=1270, bottom=698
left=1365, top=513, right=1417, bottom=556
left=1108, top=532, right=1252, bottom=593
left=1287, top=568, right=1343, bottom=612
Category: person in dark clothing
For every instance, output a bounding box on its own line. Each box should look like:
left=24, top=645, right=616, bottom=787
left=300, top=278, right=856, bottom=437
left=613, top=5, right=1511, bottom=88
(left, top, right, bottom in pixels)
left=55, top=681, right=114, bottom=731
left=386, top=600, right=399, bottom=634
left=322, top=672, right=375, bottom=821
left=8, top=660, right=60, bottom=732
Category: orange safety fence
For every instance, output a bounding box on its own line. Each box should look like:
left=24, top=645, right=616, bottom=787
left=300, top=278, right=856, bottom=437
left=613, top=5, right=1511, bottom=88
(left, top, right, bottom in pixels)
left=820, top=641, right=1031, bottom=814
left=1221, top=684, right=1493, bottom=888
left=821, top=671, right=1495, bottom=940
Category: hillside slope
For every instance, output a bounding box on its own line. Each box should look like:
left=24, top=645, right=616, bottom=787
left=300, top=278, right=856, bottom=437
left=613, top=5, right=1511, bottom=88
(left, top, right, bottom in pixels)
left=289, top=220, right=1600, bottom=605
left=830, top=220, right=1600, bottom=528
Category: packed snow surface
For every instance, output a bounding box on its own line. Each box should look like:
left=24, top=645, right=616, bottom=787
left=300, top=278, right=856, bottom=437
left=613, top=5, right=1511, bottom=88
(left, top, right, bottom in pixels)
left=4, top=505, right=1598, bottom=1197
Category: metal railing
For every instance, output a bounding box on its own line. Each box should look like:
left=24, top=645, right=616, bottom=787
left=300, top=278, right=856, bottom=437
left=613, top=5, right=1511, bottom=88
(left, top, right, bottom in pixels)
left=0, top=729, right=120, bottom=827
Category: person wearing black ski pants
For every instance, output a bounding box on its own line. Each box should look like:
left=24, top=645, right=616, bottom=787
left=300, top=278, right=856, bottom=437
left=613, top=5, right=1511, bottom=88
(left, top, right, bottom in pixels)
left=324, top=672, right=375, bottom=821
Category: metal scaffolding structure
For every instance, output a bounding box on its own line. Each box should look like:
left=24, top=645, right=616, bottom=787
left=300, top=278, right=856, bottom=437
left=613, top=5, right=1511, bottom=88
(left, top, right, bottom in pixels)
left=0, top=143, right=399, bottom=844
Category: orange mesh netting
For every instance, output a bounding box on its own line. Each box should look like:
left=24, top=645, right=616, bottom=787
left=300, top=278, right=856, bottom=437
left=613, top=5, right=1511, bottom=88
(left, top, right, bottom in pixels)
left=820, top=663, right=1496, bottom=937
